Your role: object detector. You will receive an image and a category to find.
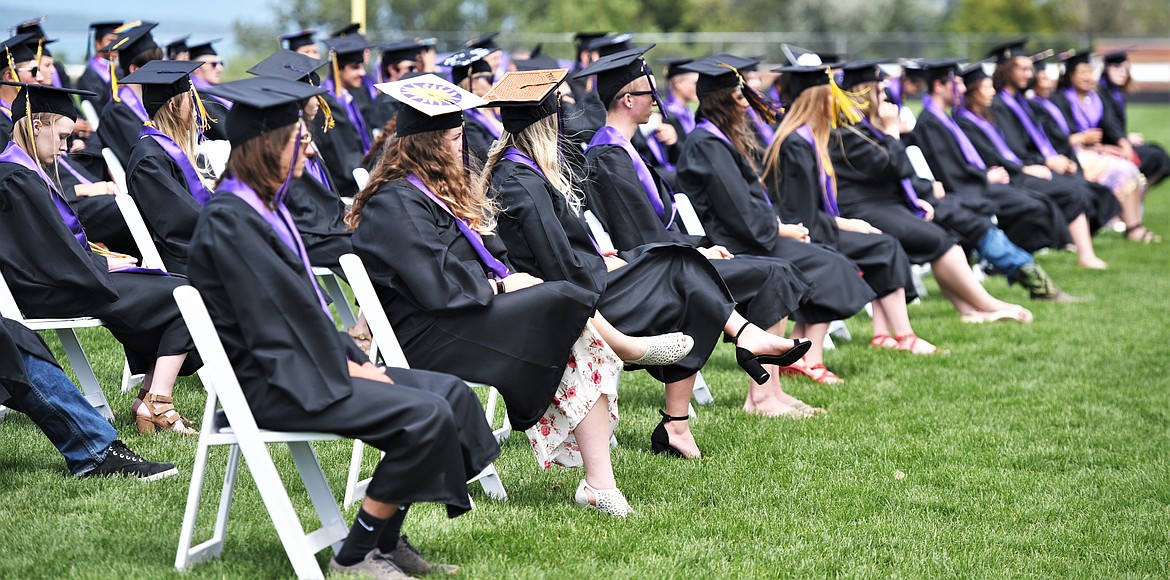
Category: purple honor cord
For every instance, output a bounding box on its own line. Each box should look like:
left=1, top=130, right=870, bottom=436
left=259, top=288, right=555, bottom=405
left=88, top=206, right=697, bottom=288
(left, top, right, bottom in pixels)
left=922, top=95, right=987, bottom=170
left=999, top=90, right=1057, bottom=158
left=406, top=174, right=511, bottom=278
left=795, top=125, right=840, bottom=217
left=859, top=119, right=926, bottom=218
left=956, top=108, right=1023, bottom=165
left=587, top=126, right=676, bottom=228
left=138, top=125, right=213, bottom=205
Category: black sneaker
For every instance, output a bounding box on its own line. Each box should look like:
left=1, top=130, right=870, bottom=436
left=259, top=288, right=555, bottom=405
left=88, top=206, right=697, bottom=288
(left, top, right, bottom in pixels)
left=83, top=440, right=179, bottom=482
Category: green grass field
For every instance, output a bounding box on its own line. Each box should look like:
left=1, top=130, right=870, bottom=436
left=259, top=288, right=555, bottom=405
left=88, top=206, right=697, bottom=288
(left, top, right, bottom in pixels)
left=2, top=105, right=1168, bottom=579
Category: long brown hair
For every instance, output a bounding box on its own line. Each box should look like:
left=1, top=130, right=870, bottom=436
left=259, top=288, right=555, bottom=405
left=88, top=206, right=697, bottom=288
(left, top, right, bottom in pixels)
left=218, top=123, right=297, bottom=205
left=963, top=77, right=996, bottom=121
left=695, top=87, right=761, bottom=172
left=765, top=84, right=835, bottom=191
left=346, top=126, right=496, bottom=233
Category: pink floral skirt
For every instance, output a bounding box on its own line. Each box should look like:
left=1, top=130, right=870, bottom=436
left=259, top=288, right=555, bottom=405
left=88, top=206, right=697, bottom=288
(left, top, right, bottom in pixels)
left=1078, top=149, right=1144, bottom=200
left=525, top=322, right=622, bottom=469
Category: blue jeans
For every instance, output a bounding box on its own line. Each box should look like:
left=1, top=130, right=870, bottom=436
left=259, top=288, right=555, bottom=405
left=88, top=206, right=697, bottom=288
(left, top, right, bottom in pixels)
left=976, top=227, right=1033, bottom=279
left=7, top=354, right=116, bottom=475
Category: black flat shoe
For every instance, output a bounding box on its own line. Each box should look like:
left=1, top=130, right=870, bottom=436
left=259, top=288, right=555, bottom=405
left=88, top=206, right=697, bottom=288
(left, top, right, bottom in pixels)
left=733, top=322, right=813, bottom=385
left=650, top=410, right=693, bottom=458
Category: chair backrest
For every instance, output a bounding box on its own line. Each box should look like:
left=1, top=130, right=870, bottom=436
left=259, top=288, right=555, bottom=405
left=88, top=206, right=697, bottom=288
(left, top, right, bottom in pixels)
left=114, top=194, right=169, bottom=272
left=0, top=270, right=26, bottom=321
left=673, top=193, right=707, bottom=237
left=582, top=210, right=617, bottom=254
left=338, top=253, right=411, bottom=369
left=352, top=167, right=370, bottom=191
left=904, top=145, right=936, bottom=182
left=101, top=147, right=128, bottom=194
left=80, top=100, right=100, bottom=130
left=198, top=139, right=232, bottom=179
left=172, top=286, right=263, bottom=435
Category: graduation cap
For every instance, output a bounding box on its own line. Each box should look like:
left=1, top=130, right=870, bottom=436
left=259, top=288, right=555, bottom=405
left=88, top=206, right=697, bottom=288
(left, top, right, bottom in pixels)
left=204, top=76, right=326, bottom=146
left=573, top=43, right=657, bottom=108
left=1, top=33, right=37, bottom=66
left=482, top=68, right=570, bottom=134
left=442, top=47, right=497, bottom=86
left=118, top=59, right=204, bottom=117
left=683, top=58, right=745, bottom=97
left=574, top=32, right=608, bottom=54
left=1102, top=50, right=1128, bottom=65
left=960, top=62, right=991, bottom=86
left=375, top=73, right=486, bottom=137
left=90, top=20, right=123, bottom=41
left=0, top=81, right=95, bottom=123
left=14, top=18, right=49, bottom=41
left=331, top=23, right=362, bottom=38
left=660, top=57, right=694, bottom=79
left=325, top=36, right=370, bottom=67
left=586, top=33, right=634, bottom=57
left=816, top=51, right=845, bottom=65
left=838, top=60, right=886, bottom=89
left=381, top=39, right=425, bottom=66
left=917, top=57, right=964, bottom=87
left=987, top=38, right=1029, bottom=64
left=780, top=44, right=825, bottom=67
left=1057, top=48, right=1092, bottom=69
left=280, top=29, right=316, bottom=52
left=515, top=54, right=560, bottom=72
left=165, top=35, right=190, bottom=60
left=771, top=64, right=833, bottom=101
left=187, top=40, right=220, bottom=60
left=103, top=21, right=160, bottom=67
left=707, top=53, right=759, bottom=73
left=248, top=50, right=327, bottom=84
left=465, top=33, right=500, bottom=51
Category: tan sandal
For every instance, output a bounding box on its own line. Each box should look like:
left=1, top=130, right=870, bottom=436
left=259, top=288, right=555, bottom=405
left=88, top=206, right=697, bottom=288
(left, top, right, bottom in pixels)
left=136, top=393, right=196, bottom=435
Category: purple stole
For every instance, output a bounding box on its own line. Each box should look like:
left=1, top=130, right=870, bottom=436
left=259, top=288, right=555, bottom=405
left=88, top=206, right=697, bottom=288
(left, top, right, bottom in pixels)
left=1031, top=96, right=1071, bottom=135
left=956, top=107, right=1024, bottom=165
left=361, top=76, right=378, bottom=102
left=1062, top=87, right=1104, bottom=133
left=88, top=56, right=111, bottom=83
left=888, top=80, right=903, bottom=107
left=0, top=143, right=88, bottom=248
left=466, top=108, right=502, bottom=139
left=697, top=118, right=773, bottom=208
left=1100, top=79, right=1126, bottom=110
left=662, top=95, right=695, bottom=134
left=340, top=89, right=371, bottom=153
left=998, top=90, right=1058, bottom=158
left=922, top=95, right=987, bottom=170
left=859, top=119, right=926, bottom=218
left=138, top=125, right=213, bottom=205
left=222, top=176, right=330, bottom=315
left=747, top=107, right=776, bottom=146
left=795, top=125, right=840, bottom=217
left=304, top=157, right=332, bottom=189
left=191, top=76, right=232, bottom=109
left=0, top=98, right=10, bottom=120
left=117, top=86, right=149, bottom=122
left=406, top=174, right=511, bottom=279
left=642, top=128, right=676, bottom=172
left=587, top=126, right=676, bottom=229
left=57, top=157, right=91, bottom=185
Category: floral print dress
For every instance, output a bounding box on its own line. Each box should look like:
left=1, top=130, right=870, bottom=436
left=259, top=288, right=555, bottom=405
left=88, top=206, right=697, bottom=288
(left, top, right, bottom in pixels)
left=525, top=321, right=622, bottom=469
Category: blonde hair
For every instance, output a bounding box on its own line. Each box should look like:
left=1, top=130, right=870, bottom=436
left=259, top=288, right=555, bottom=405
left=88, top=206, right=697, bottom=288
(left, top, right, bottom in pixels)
left=149, top=93, right=216, bottom=184
left=765, top=84, right=835, bottom=195
left=480, top=114, right=584, bottom=215
left=12, top=112, right=68, bottom=190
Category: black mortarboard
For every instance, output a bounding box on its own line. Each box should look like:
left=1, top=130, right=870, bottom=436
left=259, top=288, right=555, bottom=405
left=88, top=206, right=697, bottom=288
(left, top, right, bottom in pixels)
left=104, top=21, right=160, bottom=68
left=443, top=48, right=497, bottom=86
left=326, top=36, right=370, bottom=67
left=708, top=54, right=760, bottom=73
left=165, top=35, right=190, bottom=60
left=816, top=51, right=845, bottom=65
left=1057, top=48, right=1092, bottom=69
left=839, top=60, right=885, bottom=89
left=960, top=63, right=990, bottom=86
left=1, top=82, right=95, bottom=123
left=574, top=32, right=608, bottom=53
left=781, top=43, right=825, bottom=67
left=1, top=33, right=37, bottom=65
left=203, top=76, right=326, bottom=146
left=187, top=40, right=220, bottom=60
left=573, top=43, right=656, bottom=107
left=247, top=50, right=327, bottom=84
left=331, top=23, right=361, bottom=38
left=381, top=39, right=425, bottom=65
left=90, top=21, right=123, bottom=40
left=280, top=29, right=316, bottom=51
left=118, top=60, right=204, bottom=117
left=683, top=58, right=745, bottom=97
left=14, top=18, right=48, bottom=40
left=918, top=58, right=964, bottom=87
left=515, top=54, right=560, bottom=72
left=772, top=64, right=833, bottom=101
left=483, top=68, right=569, bottom=134
left=587, top=33, right=633, bottom=57
left=987, top=38, right=1030, bottom=64
left=375, top=73, right=485, bottom=137
left=661, top=57, right=693, bottom=78
left=1102, top=50, right=1128, bottom=65
left=465, top=33, right=500, bottom=50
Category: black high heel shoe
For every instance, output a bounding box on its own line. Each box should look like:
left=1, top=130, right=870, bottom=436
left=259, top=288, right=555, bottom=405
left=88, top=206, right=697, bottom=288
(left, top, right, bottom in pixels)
left=650, top=410, right=693, bottom=458
left=733, top=322, right=813, bottom=385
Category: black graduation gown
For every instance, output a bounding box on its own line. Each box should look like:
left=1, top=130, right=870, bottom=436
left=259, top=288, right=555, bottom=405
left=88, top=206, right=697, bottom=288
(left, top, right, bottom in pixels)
left=830, top=125, right=959, bottom=264
left=126, top=137, right=207, bottom=275
left=769, top=133, right=915, bottom=299
left=676, top=127, right=874, bottom=323
left=188, top=193, right=495, bottom=513
left=907, top=110, right=1070, bottom=252
left=199, top=98, right=231, bottom=142
left=286, top=168, right=353, bottom=268
left=463, top=114, right=498, bottom=167
left=630, top=130, right=679, bottom=188
left=490, top=158, right=736, bottom=384
left=53, top=156, right=136, bottom=256
left=96, top=100, right=145, bottom=166
left=311, top=93, right=364, bottom=198
left=0, top=161, right=200, bottom=375
left=75, top=66, right=111, bottom=111
left=350, top=179, right=598, bottom=431
left=0, top=113, right=11, bottom=150
left=584, top=142, right=812, bottom=329
left=0, top=318, right=60, bottom=406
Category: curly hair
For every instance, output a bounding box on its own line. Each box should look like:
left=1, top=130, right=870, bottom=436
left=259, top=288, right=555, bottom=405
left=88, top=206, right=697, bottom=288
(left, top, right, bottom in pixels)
left=695, top=87, right=761, bottom=172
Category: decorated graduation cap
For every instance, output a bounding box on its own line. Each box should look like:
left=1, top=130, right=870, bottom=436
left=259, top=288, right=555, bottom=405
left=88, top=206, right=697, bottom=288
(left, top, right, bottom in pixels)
left=187, top=40, right=220, bottom=61
left=14, top=18, right=49, bottom=40
left=280, top=29, right=316, bottom=51
left=247, top=49, right=335, bottom=131
left=987, top=38, right=1030, bottom=64
left=587, top=33, right=634, bottom=57
left=119, top=59, right=205, bottom=117
left=375, top=73, right=485, bottom=137
left=165, top=36, right=190, bottom=60
left=1, top=81, right=95, bottom=123
left=483, top=68, right=570, bottom=134
left=443, top=47, right=497, bottom=86
left=781, top=43, right=825, bottom=67
left=1, top=33, right=37, bottom=66
left=572, top=44, right=661, bottom=110
left=203, top=76, right=326, bottom=146
left=839, top=60, right=887, bottom=89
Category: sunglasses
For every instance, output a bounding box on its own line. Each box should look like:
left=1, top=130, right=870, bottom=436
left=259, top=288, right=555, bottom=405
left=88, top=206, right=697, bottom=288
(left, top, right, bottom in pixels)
left=16, top=66, right=39, bottom=77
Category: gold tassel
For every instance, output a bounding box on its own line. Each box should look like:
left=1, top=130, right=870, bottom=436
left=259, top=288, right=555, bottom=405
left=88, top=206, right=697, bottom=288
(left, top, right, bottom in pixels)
left=189, top=84, right=216, bottom=131
left=316, top=95, right=335, bottom=132
left=827, top=68, right=868, bottom=128
left=716, top=62, right=782, bottom=125
left=4, top=48, right=18, bottom=82
left=109, top=58, right=120, bottom=103
left=331, top=51, right=342, bottom=98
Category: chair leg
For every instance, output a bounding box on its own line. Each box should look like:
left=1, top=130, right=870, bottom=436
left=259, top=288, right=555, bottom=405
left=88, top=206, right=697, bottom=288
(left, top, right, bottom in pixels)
left=319, top=274, right=358, bottom=328
left=176, top=394, right=229, bottom=570
left=287, top=441, right=348, bottom=556
left=120, top=360, right=145, bottom=394
left=468, top=463, right=507, bottom=501
left=55, top=328, right=113, bottom=421
left=342, top=440, right=368, bottom=508
left=691, top=372, right=715, bottom=405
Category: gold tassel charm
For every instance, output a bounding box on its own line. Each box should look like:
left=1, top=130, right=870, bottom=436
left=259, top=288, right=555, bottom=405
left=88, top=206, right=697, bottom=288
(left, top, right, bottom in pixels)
left=189, top=84, right=216, bottom=131
left=827, top=68, right=868, bottom=128
left=316, top=95, right=335, bottom=132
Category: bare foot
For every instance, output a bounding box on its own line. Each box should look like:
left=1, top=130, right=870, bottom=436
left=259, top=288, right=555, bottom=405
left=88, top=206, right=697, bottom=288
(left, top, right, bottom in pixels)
left=1078, top=256, right=1108, bottom=270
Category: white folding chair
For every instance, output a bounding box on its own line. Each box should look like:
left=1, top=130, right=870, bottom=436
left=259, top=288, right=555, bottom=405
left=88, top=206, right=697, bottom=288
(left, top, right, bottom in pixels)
left=905, top=145, right=936, bottom=181
left=351, top=167, right=369, bottom=191
left=197, top=139, right=232, bottom=179
left=111, top=193, right=167, bottom=391
left=673, top=193, right=707, bottom=237
left=310, top=267, right=359, bottom=329
left=337, top=253, right=508, bottom=507
left=0, top=271, right=114, bottom=421
left=172, top=286, right=348, bottom=580
left=101, top=147, right=128, bottom=194
left=80, top=100, right=100, bottom=131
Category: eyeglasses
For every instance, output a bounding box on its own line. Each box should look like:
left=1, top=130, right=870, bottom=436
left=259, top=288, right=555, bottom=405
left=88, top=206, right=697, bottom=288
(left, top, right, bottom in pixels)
left=622, top=90, right=654, bottom=99
left=206, top=61, right=225, bottom=68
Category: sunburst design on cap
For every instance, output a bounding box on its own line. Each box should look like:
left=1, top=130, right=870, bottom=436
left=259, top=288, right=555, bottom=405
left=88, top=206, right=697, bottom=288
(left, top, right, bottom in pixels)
left=402, top=81, right=463, bottom=106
